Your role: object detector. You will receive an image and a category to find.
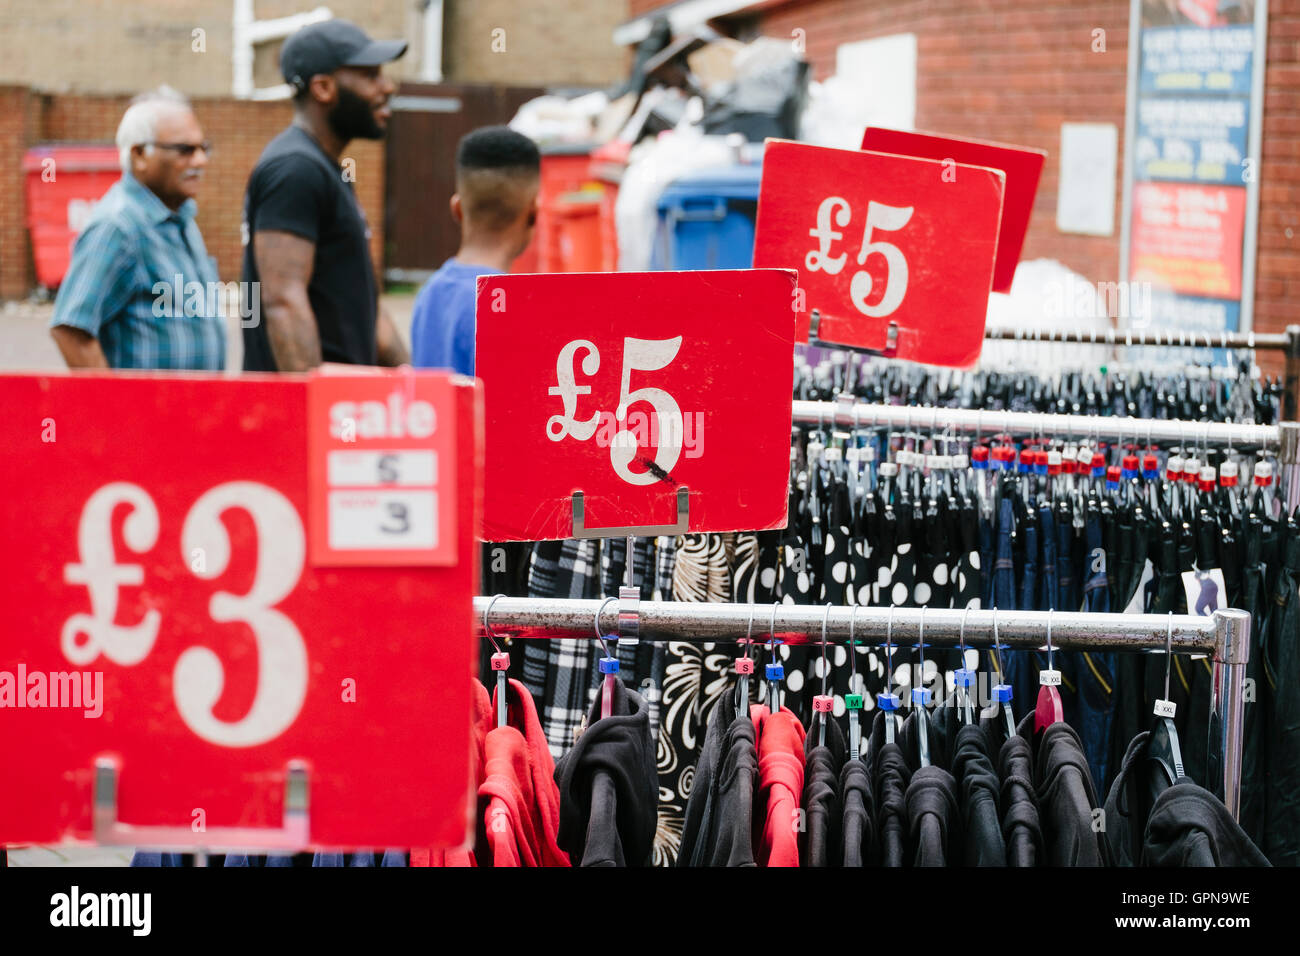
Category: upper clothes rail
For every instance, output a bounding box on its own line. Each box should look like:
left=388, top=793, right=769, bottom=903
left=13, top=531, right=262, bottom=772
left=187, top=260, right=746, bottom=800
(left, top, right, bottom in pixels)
left=981, top=322, right=1300, bottom=421
left=790, top=399, right=1284, bottom=450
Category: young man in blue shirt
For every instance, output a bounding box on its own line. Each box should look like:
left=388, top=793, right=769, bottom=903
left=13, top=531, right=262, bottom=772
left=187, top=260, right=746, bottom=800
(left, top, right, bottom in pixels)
left=410, top=126, right=540, bottom=376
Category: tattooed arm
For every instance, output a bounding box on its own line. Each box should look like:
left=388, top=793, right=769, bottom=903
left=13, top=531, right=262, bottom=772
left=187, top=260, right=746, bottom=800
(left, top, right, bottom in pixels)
left=254, top=230, right=321, bottom=371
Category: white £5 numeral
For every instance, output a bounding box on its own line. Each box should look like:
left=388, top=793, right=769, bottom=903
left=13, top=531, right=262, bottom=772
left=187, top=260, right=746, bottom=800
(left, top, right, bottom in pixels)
left=849, top=201, right=913, bottom=318
left=175, top=482, right=308, bottom=748
left=611, top=336, right=684, bottom=485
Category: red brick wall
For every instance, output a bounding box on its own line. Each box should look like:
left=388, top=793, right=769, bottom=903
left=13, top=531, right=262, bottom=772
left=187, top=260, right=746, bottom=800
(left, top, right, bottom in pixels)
left=0, top=87, right=35, bottom=298
left=755, top=0, right=1300, bottom=346
left=0, top=89, right=385, bottom=297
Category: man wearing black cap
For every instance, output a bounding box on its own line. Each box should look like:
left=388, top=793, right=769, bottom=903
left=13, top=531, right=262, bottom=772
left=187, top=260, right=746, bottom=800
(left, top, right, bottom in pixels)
left=241, top=19, right=410, bottom=372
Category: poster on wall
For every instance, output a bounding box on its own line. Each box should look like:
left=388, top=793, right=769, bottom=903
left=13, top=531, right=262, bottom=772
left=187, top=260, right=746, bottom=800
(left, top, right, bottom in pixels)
left=1120, top=0, right=1267, bottom=364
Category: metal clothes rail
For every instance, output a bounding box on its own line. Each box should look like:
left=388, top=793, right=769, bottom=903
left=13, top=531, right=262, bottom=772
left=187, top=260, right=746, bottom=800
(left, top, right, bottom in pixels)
left=982, top=323, right=1300, bottom=421
left=474, top=597, right=1251, bottom=820
left=790, top=399, right=1300, bottom=507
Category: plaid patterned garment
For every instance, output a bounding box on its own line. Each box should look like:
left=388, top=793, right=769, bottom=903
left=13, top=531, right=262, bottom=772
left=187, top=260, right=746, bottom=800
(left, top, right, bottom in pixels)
left=522, top=538, right=662, bottom=761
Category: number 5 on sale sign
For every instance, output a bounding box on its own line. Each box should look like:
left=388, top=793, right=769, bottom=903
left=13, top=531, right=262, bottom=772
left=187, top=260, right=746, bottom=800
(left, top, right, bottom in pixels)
left=753, top=139, right=1006, bottom=368
left=475, top=269, right=798, bottom=541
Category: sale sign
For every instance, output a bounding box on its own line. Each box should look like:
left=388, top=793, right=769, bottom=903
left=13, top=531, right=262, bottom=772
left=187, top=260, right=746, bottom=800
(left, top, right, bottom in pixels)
left=307, top=367, right=457, bottom=566
left=861, top=127, right=1045, bottom=293
left=0, top=371, right=481, bottom=849
left=475, top=269, right=797, bottom=541
left=753, top=139, right=1006, bottom=368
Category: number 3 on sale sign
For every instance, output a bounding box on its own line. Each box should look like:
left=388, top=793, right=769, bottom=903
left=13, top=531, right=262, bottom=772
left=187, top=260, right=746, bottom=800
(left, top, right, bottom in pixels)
left=754, top=138, right=1006, bottom=368
left=476, top=270, right=798, bottom=541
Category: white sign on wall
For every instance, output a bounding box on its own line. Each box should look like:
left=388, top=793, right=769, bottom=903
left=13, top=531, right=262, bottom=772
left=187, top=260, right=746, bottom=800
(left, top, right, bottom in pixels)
left=1057, top=122, right=1118, bottom=236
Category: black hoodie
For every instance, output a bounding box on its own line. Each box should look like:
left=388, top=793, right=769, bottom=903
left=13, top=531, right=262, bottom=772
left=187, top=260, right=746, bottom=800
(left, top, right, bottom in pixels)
left=997, top=731, right=1043, bottom=866
left=554, top=680, right=658, bottom=867
left=800, top=710, right=846, bottom=867
left=868, top=709, right=912, bottom=867
left=1142, top=778, right=1269, bottom=866
left=840, top=755, right=878, bottom=866
left=951, top=722, right=1008, bottom=866
left=677, top=689, right=758, bottom=867
left=1034, top=719, right=1109, bottom=866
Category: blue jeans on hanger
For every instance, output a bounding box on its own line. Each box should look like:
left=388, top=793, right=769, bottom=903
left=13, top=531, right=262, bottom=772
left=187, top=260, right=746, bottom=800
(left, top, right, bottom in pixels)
left=1004, top=505, right=1038, bottom=710
left=1077, top=511, right=1116, bottom=789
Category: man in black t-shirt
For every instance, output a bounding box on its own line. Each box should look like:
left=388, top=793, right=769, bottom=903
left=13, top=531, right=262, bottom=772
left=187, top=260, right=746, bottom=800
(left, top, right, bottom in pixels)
left=241, top=19, right=409, bottom=371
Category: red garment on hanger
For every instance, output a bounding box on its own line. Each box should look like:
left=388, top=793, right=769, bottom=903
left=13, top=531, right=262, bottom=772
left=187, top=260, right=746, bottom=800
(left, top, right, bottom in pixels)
left=479, top=678, right=571, bottom=867
left=750, top=703, right=807, bottom=867
left=422, top=678, right=493, bottom=867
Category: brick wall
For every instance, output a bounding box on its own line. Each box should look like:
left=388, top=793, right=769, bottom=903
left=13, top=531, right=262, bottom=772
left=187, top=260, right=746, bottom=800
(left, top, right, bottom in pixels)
left=0, top=89, right=385, bottom=297
left=625, top=0, right=1300, bottom=347
left=443, top=0, right=628, bottom=86
left=761, top=0, right=1300, bottom=346
left=0, top=0, right=413, bottom=97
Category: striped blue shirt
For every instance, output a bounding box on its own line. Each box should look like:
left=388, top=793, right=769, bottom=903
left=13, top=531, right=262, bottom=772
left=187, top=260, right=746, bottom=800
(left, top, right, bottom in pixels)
left=51, top=172, right=226, bottom=370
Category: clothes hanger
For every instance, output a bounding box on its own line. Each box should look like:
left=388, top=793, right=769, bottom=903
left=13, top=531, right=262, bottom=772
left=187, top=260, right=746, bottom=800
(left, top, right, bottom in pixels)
left=594, top=596, right=619, bottom=720
left=735, top=604, right=756, bottom=715
left=955, top=604, right=975, bottom=726
left=765, top=601, right=783, bottom=714
left=913, top=606, right=932, bottom=767
left=1033, top=608, right=1065, bottom=734
left=879, top=605, right=901, bottom=746
left=815, top=604, right=835, bottom=747
left=484, top=593, right=510, bottom=729
left=1147, top=612, right=1186, bottom=791
left=847, top=605, right=865, bottom=760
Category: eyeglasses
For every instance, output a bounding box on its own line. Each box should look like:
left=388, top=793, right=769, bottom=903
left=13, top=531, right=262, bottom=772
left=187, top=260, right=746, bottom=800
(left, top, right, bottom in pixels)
left=147, top=141, right=213, bottom=158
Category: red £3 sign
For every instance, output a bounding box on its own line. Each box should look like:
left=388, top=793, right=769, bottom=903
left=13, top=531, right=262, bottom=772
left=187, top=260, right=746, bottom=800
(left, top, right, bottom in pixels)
left=753, top=138, right=1006, bottom=368
left=475, top=269, right=798, bottom=541
left=0, top=370, right=480, bottom=849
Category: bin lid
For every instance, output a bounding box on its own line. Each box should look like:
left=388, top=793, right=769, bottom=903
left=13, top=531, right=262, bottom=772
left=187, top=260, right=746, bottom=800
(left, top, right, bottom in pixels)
left=23, top=145, right=121, bottom=172
left=656, top=163, right=763, bottom=209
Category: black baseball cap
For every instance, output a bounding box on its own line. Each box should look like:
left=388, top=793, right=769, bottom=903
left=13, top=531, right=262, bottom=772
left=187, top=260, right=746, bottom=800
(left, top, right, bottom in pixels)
left=281, top=19, right=407, bottom=91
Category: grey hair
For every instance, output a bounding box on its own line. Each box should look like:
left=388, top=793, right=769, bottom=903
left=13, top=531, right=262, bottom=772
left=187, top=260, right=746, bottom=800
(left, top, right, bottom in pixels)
left=116, top=85, right=192, bottom=171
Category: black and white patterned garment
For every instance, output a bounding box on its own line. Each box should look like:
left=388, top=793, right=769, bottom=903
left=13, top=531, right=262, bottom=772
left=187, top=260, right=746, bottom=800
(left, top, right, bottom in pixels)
left=821, top=481, right=854, bottom=606
left=848, top=499, right=875, bottom=607
left=521, top=538, right=603, bottom=759
left=653, top=533, right=733, bottom=866
left=953, top=498, right=983, bottom=610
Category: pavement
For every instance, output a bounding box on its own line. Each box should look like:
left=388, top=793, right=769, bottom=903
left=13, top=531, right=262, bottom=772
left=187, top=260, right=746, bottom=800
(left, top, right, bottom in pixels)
left=3, top=290, right=418, bottom=867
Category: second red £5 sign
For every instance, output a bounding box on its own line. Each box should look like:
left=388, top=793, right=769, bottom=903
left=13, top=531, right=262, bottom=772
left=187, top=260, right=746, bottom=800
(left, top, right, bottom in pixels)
left=475, top=270, right=797, bottom=541
left=753, top=139, right=1006, bottom=368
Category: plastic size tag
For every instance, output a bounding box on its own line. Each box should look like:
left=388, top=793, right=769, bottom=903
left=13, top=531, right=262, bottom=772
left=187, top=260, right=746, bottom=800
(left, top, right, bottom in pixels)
left=1039, top=669, right=1062, bottom=687
left=1154, top=699, right=1176, bottom=718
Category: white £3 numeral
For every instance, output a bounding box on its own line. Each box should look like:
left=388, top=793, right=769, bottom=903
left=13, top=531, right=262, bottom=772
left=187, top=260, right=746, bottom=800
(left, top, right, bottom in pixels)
left=176, top=482, right=308, bottom=747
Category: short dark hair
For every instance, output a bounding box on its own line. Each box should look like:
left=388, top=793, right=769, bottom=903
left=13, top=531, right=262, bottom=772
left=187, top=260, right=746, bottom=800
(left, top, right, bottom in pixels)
left=456, top=126, right=541, bottom=173
left=455, top=126, right=540, bottom=232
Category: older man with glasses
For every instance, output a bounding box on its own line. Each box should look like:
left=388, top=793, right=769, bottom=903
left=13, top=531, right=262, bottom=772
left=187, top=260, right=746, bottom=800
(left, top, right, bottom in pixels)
left=49, top=85, right=226, bottom=371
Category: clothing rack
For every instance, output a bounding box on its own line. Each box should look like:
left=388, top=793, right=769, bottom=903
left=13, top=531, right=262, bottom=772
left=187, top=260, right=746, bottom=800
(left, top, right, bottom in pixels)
left=790, top=399, right=1300, bottom=507
left=982, top=323, right=1300, bottom=421
left=475, top=597, right=1251, bottom=820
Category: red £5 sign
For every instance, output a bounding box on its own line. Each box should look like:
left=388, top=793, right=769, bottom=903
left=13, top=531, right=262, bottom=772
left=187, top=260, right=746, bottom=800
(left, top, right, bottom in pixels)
left=753, top=139, right=1006, bottom=368
left=475, top=270, right=797, bottom=541
left=0, top=371, right=480, bottom=849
